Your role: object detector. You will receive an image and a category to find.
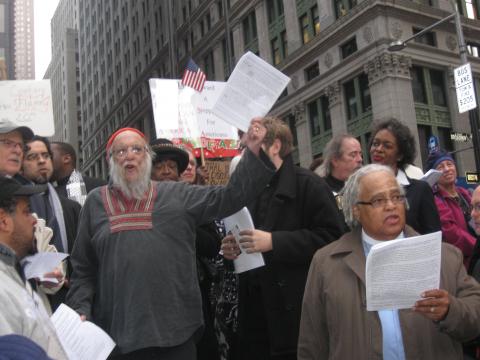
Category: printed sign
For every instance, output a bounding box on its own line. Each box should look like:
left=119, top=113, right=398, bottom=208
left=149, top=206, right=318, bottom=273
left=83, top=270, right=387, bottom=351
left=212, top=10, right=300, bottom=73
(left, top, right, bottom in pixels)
left=454, top=63, right=477, bottom=113
left=0, top=80, right=54, bottom=136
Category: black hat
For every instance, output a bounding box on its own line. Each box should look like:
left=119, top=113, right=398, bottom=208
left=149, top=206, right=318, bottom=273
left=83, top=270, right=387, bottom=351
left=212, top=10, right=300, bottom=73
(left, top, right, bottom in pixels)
left=0, top=334, right=51, bottom=360
left=0, top=177, right=46, bottom=204
left=150, top=138, right=189, bottom=174
left=0, top=119, right=34, bottom=141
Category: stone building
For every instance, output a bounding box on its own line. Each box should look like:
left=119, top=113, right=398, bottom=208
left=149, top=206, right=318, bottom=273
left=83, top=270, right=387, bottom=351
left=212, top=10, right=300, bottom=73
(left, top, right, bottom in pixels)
left=75, top=0, right=480, bottom=178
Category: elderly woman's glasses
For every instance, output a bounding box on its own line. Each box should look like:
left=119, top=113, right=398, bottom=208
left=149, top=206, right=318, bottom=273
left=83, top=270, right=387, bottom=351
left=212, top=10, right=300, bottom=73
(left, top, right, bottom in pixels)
left=357, top=194, right=406, bottom=208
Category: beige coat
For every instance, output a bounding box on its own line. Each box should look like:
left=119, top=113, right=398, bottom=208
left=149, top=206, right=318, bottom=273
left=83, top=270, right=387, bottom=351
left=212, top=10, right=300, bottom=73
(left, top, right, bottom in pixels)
left=298, top=227, right=480, bottom=360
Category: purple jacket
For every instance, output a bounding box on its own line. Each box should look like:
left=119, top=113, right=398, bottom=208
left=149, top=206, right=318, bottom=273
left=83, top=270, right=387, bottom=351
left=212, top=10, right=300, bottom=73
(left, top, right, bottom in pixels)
left=434, top=186, right=476, bottom=267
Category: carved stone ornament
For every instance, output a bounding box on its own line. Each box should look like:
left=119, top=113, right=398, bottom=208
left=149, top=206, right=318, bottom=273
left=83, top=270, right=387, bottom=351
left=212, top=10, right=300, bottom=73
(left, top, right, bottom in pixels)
left=324, top=52, right=333, bottom=68
left=390, top=22, right=403, bottom=40
left=364, top=52, right=412, bottom=83
left=446, top=35, right=457, bottom=51
left=363, top=26, right=373, bottom=44
left=326, top=82, right=341, bottom=106
left=291, top=75, right=298, bottom=90
left=293, top=103, right=305, bottom=123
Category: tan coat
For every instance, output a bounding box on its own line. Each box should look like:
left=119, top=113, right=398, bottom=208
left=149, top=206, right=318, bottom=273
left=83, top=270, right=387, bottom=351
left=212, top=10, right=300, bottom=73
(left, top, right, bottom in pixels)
left=298, top=227, right=480, bottom=360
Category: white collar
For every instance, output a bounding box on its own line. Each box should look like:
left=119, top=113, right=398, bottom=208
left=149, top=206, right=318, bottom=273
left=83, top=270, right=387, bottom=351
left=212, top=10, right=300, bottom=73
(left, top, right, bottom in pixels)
left=396, top=169, right=410, bottom=186
left=362, top=228, right=405, bottom=245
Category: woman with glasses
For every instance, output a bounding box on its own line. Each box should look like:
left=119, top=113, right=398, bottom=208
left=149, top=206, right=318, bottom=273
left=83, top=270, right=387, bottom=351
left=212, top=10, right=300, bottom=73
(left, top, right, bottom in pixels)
left=369, top=118, right=441, bottom=235
left=426, top=150, right=476, bottom=268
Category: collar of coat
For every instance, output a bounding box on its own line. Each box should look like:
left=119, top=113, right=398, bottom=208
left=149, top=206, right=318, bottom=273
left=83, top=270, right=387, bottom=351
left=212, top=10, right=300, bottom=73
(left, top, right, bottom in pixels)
left=269, top=153, right=297, bottom=200
left=329, top=225, right=418, bottom=285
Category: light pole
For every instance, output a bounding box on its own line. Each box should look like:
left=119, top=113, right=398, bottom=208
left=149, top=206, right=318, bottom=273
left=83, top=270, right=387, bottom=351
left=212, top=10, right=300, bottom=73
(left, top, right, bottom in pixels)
left=388, top=6, right=480, bottom=174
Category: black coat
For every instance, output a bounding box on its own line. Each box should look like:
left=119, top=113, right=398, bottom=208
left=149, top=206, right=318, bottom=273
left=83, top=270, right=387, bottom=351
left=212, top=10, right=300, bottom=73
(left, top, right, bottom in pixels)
left=237, top=155, right=345, bottom=357
left=404, top=177, right=441, bottom=235
left=55, top=173, right=106, bottom=199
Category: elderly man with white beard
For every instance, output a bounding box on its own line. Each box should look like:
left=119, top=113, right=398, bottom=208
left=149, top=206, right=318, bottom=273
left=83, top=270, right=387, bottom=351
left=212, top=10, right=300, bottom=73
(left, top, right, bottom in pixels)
left=66, top=120, right=275, bottom=360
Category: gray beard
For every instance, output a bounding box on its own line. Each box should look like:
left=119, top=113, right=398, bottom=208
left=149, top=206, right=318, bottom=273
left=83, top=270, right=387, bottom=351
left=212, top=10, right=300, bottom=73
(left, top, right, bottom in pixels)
left=109, top=154, right=152, bottom=200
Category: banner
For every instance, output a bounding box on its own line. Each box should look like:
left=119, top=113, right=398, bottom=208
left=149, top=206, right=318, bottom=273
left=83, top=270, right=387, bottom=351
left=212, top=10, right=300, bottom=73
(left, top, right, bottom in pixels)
left=149, top=79, right=240, bottom=158
left=0, top=80, right=54, bottom=136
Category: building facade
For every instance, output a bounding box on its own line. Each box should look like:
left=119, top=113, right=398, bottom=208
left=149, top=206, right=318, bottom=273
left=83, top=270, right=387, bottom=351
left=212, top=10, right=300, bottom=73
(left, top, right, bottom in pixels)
left=13, top=0, right=34, bottom=79
left=0, top=0, right=15, bottom=80
left=45, top=0, right=82, bottom=166
left=75, top=0, right=480, bottom=178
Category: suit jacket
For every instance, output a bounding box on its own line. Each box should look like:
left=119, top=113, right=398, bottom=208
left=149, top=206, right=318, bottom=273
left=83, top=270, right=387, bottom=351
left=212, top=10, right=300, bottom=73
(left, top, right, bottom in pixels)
left=298, top=226, right=480, bottom=360
left=237, top=154, right=345, bottom=357
left=404, top=177, right=441, bottom=235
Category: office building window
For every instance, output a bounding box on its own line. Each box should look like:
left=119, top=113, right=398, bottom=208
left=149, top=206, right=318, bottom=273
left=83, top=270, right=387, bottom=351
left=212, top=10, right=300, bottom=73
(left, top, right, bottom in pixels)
left=305, top=62, right=320, bottom=81
left=308, top=95, right=331, bottom=137
left=413, top=28, right=436, bottom=46
left=298, top=3, right=320, bottom=44
left=341, top=37, right=357, bottom=58
left=344, top=73, right=371, bottom=121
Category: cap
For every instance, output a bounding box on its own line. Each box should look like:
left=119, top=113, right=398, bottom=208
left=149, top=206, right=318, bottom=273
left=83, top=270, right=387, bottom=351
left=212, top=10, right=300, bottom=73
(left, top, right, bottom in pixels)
left=106, top=127, right=146, bottom=158
left=0, top=334, right=52, bottom=360
left=426, top=149, right=455, bottom=171
left=0, top=119, right=34, bottom=141
left=0, top=177, right=47, bottom=204
left=150, top=138, right=189, bottom=174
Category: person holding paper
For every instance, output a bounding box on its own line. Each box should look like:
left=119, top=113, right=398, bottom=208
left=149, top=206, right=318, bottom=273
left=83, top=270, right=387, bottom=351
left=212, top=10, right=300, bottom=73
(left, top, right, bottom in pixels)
left=0, top=176, right=67, bottom=359
left=298, top=164, right=480, bottom=360
left=426, top=149, right=477, bottom=268
left=66, top=120, right=275, bottom=359
left=369, top=118, right=441, bottom=235
left=221, top=117, right=344, bottom=360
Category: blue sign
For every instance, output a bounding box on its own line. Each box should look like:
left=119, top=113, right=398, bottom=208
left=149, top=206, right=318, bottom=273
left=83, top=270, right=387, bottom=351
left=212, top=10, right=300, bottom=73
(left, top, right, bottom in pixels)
left=428, top=135, right=439, bottom=154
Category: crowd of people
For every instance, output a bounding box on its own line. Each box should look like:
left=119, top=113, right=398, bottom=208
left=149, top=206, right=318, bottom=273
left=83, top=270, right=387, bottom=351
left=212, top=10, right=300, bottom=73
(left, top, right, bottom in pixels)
left=0, top=116, right=480, bottom=360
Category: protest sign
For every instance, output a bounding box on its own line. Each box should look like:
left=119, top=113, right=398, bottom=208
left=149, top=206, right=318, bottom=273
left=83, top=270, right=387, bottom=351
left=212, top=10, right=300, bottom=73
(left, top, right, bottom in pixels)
left=0, top=80, right=54, bottom=136
left=205, top=159, right=231, bottom=185
left=149, top=79, right=239, bottom=158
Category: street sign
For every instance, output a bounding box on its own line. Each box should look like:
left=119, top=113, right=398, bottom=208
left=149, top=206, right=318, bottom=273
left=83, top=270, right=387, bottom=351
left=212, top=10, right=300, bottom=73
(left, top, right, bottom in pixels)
left=454, top=63, right=477, bottom=113
left=465, top=171, right=480, bottom=184
left=450, top=132, right=472, bottom=142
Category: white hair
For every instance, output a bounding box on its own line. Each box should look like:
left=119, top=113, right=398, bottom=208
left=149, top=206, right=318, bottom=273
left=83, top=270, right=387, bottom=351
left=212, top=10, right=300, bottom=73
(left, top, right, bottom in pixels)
left=342, top=164, right=404, bottom=228
left=109, top=150, right=153, bottom=200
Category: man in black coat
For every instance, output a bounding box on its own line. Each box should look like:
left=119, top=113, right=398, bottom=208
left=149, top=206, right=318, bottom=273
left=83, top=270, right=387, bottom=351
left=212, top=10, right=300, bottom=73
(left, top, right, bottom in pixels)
left=221, top=117, right=345, bottom=360
left=50, top=141, right=106, bottom=206
left=21, top=136, right=81, bottom=310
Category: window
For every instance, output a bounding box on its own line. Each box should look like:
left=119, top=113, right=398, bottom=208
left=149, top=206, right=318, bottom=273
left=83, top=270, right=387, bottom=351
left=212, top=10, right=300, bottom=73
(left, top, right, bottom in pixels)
left=298, top=3, right=320, bottom=44
left=457, top=0, right=478, bottom=19
left=467, top=42, right=480, bottom=57
left=344, top=73, right=371, bottom=121
left=308, top=95, right=331, bottom=137
left=335, top=0, right=357, bottom=18
left=204, top=51, right=215, bottom=79
left=285, top=114, right=298, bottom=146
left=243, top=11, right=257, bottom=47
left=341, top=37, right=357, bottom=58
left=411, top=66, right=447, bottom=107
left=413, top=28, right=436, bottom=46
left=271, top=37, right=281, bottom=65
left=305, top=62, right=320, bottom=81
left=267, top=0, right=284, bottom=24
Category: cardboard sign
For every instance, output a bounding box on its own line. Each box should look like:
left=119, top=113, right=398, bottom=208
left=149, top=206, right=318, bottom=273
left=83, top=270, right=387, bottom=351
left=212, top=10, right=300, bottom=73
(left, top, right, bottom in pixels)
left=0, top=80, right=54, bottom=136
left=205, top=159, right=231, bottom=185
left=149, top=79, right=239, bottom=157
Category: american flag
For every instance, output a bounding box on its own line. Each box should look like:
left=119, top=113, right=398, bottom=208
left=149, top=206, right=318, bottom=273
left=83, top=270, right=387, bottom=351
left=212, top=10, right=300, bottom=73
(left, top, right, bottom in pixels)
left=181, top=59, right=206, bottom=92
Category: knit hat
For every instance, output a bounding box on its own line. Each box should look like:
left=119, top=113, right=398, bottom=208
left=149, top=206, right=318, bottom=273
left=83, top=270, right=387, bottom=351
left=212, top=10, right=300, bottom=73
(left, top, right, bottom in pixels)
left=106, top=128, right=145, bottom=158
left=0, top=334, right=52, bottom=360
left=150, top=138, right=189, bottom=173
left=426, top=149, right=455, bottom=171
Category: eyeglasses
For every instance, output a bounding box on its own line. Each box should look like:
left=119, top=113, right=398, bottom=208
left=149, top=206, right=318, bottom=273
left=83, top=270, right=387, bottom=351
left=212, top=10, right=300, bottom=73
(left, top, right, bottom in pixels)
left=111, top=145, right=146, bottom=159
left=472, top=203, right=480, bottom=213
left=25, top=152, right=52, bottom=161
left=357, top=194, right=406, bottom=208
left=0, top=139, right=24, bottom=150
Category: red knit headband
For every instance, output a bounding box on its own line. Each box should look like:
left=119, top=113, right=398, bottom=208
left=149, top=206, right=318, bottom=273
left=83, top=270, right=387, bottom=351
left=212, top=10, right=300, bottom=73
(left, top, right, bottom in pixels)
left=106, top=127, right=146, bottom=158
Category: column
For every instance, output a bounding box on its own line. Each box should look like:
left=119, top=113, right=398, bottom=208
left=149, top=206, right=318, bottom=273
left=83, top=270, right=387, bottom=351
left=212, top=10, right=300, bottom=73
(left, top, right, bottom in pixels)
left=364, top=52, right=422, bottom=166
left=326, top=81, right=347, bottom=134
left=231, top=23, right=244, bottom=64
left=293, top=103, right=313, bottom=167
left=317, top=0, right=335, bottom=29
left=282, top=0, right=302, bottom=54
left=213, top=41, right=225, bottom=81
left=255, top=2, right=271, bottom=63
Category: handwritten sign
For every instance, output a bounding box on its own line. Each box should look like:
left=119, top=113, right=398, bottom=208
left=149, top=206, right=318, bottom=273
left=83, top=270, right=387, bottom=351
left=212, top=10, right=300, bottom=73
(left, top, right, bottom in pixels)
left=149, top=79, right=238, bottom=149
left=205, top=159, right=231, bottom=185
left=0, top=80, right=54, bottom=136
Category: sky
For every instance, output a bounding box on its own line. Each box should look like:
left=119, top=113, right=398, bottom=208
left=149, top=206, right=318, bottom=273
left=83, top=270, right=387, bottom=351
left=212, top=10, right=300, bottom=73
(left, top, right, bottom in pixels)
left=34, top=0, right=60, bottom=79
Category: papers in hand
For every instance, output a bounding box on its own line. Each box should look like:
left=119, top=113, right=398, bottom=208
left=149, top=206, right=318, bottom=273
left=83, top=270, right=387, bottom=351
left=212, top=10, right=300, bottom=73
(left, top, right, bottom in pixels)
left=365, top=231, right=442, bottom=311
left=22, top=252, right=69, bottom=283
left=212, top=51, right=291, bottom=132
left=51, top=304, right=115, bottom=360
left=421, top=169, right=443, bottom=187
left=223, top=207, right=265, bottom=273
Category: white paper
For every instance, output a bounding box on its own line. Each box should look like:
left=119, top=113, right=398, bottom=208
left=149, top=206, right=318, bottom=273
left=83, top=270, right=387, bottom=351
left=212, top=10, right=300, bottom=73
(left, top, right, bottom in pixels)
left=0, top=80, right=54, bottom=136
left=22, top=252, right=68, bottom=282
left=223, top=207, right=265, bottom=273
left=212, top=51, right=291, bottom=131
left=421, top=169, right=443, bottom=187
left=149, top=79, right=238, bottom=142
left=366, top=231, right=442, bottom=311
left=51, top=304, right=116, bottom=360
